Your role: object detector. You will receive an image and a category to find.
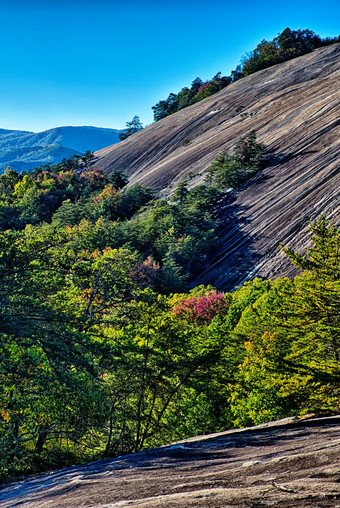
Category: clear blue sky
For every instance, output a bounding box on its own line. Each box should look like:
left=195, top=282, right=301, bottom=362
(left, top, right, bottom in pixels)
left=0, top=0, right=338, bottom=132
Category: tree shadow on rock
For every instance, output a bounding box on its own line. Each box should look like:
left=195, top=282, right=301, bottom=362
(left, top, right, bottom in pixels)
left=191, top=193, right=261, bottom=291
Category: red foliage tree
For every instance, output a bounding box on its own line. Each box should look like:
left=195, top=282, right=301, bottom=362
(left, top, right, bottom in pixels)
left=173, top=292, right=229, bottom=325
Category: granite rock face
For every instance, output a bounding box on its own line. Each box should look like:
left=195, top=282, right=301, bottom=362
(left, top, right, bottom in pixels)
left=1, top=415, right=339, bottom=508
left=94, top=44, right=340, bottom=289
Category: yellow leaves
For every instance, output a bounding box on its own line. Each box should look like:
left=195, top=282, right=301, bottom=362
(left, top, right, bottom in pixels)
left=244, top=340, right=255, bottom=353
left=81, top=287, right=103, bottom=305
left=135, top=336, right=147, bottom=347
left=40, top=177, right=55, bottom=190
left=244, top=332, right=280, bottom=366
left=261, top=331, right=281, bottom=356
left=92, top=184, right=120, bottom=204
left=13, top=174, right=32, bottom=198
left=1, top=409, right=10, bottom=423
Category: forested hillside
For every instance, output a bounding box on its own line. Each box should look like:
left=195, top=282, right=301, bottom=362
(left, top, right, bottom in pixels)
left=0, top=138, right=339, bottom=480
left=151, top=28, right=338, bottom=122
left=0, top=26, right=339, bottom=486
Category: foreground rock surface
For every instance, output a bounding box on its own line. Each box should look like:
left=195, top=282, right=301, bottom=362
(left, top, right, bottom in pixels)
left=1, top=415, right=339, bottom=507
left=93, top=44, right=340, bottom=289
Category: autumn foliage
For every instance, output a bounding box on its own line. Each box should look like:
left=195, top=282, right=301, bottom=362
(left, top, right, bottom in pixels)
left=0, top=138, right=339, bottom=481
left=173, top=292, right=229, bottom=324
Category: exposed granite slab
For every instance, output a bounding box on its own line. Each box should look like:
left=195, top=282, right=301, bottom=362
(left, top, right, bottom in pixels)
left=1, top=415, right=339, bottom=508
left=93, top=44, right=340, bottom=289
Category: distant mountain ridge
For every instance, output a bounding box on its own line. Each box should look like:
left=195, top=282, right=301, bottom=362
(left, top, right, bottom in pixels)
left=0, top=125, right=122, bottom=173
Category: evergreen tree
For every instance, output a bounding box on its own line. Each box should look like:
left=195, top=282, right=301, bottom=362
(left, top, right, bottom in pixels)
left=119, top=116, right=144, bottom=141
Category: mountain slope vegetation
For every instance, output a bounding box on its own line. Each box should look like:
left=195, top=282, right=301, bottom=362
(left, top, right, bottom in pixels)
left=151, top=28, right=339, bottom=122
left=94, top=42, right=340, bottom=289
left=0, top=33, right=339, bottom=484
left=0, top=148, right=339, bottom=481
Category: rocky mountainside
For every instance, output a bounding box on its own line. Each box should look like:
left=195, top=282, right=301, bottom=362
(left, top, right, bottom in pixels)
left=93, top=44, right=340, bottom=290
left=0, top=126, right=122, bottom=173
left=1, top=415, right=339, bottom=508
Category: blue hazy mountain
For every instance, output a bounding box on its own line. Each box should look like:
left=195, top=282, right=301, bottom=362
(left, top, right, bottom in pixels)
left=0, top=126, right=123, bottom=173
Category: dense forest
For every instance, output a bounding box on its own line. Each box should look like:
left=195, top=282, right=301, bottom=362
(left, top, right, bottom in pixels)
left=0, top=131, right=339, bottom=481
left=151, top=28, right=339, bottom=122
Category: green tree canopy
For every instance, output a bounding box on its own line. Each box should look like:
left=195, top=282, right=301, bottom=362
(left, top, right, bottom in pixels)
left=119, top=116, right=144, bottom=141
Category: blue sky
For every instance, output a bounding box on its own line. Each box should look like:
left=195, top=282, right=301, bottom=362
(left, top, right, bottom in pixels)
left=0, top=0, right=339, bottom=132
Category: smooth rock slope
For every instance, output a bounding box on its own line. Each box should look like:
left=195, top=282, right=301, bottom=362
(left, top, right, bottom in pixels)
left=93, top=44, right=340, bottom=289
left=1, top=415, right=339, bottom=507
